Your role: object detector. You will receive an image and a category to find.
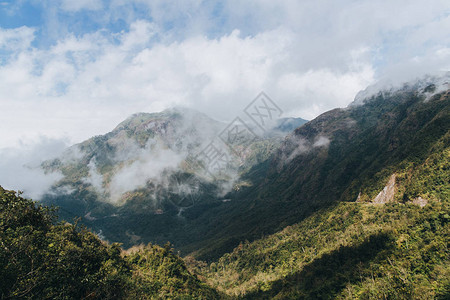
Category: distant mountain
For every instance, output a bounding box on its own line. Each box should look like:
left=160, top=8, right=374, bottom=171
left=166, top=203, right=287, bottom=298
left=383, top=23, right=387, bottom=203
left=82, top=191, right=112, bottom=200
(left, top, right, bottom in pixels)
left=41, top=107, right=293, bottom=247
left=272, top=117, right=308, bottom=133
left=43, top=107, right=221, bottom=203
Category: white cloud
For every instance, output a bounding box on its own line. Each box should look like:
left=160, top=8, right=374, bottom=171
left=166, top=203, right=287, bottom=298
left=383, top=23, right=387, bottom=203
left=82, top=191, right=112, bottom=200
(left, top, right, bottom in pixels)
left=60, top=0, right=103, bottom=12
left=275, top=62, right=374, bottom=119
left=280, top=133, right=332, bottom=166
left=0, top=137, right=67, bottom=199
left=83, top=158, right=105, bottom=193
left=313, top=136, right=330, bottom=148
left=0, top=0, right=449, bottom=153
left=0, top=23, right=375, bottom=149
left=0, top=26, right=35, bottom=51
left=107, top=142, right=184, bottom=204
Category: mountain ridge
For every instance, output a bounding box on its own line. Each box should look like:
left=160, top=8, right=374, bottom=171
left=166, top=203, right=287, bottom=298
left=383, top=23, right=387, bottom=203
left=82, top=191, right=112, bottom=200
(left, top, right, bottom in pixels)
left=40, top=106, right=305, bottom=248
left=181, top=78, right=450, bottom=260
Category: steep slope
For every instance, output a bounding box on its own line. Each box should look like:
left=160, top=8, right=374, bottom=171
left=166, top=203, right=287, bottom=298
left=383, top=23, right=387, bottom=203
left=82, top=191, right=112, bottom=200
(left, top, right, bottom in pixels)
left=183, top=78, right=450, bottom=260
left=198, top=128, right=449, bottom=298
left=203, top=201, right=449, bottom=299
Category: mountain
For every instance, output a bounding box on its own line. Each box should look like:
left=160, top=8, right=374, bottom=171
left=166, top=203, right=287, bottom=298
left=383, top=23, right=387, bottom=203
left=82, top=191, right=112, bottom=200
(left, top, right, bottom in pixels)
left=187, top=76, right=449, bottom=298
left=176, top=76, right=450, bottom=260
left=2, top=76, right=449, bottom=299
left=271, top=117, right=308, bottom=133
left=40, top=76, right=449, bottom=259
left=195, top=77, right=450, bottom=297
left=40, top=107, right=295, bottom=248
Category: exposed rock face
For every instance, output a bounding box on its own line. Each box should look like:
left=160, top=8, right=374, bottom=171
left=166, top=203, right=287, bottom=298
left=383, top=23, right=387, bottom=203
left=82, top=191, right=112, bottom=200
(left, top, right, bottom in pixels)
left=412, top=196, right=428, bottom=207
left=372, top=174, right=396, bottom=204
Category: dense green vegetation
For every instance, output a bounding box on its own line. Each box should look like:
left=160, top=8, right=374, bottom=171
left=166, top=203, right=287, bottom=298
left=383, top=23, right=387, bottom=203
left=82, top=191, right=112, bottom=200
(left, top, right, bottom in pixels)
left=199, top=200, right=449, bottom=299
left=126, top=243, right=221, bottom=299
left=2, top=83, right=448, bottom=299
left=181, top=87, right=450, bottom=261
left=195, top=111, right=450, bottom=298
left=0, top=186, right=220, bottom=299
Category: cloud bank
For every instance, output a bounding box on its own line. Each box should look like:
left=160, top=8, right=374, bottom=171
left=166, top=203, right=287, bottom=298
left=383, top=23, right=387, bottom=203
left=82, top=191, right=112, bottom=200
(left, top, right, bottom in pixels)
left=0, top=0, right=448, bottom=150
left=0, top=137, right=67, bottom=199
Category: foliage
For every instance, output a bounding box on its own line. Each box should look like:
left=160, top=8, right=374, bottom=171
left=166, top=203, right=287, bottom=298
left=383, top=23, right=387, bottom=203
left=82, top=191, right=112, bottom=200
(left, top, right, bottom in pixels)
left=0, top=187, right=221, bottom=299
left=200, top=199, right=449, bottom=299
left=0, top=186, right=129, bottom=299
left=126, top=243, right=222, bottom=299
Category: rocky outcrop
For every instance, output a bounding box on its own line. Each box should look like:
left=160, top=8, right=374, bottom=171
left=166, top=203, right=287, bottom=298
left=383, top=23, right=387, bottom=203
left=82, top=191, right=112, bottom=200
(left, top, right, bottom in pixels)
left=412, top=196, right=428, bottom=207
left=372, top=174, right=396, bottom=204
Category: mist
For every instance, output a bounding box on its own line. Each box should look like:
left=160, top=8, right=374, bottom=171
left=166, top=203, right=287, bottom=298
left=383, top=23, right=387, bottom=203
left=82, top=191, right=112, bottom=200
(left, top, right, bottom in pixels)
left=351, top=71, right=450, bottom=106
left=53, top=108, right=246, bottom=206
left=0, top=137, right=67, bottom=199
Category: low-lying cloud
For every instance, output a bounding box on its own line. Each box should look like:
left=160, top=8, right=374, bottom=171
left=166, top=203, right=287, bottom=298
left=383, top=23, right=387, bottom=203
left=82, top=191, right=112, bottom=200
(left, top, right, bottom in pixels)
left=0, top=137, right=67, bottom=199
left=60, top=109, right=242, bottom=205
left=280, top=134, right=331, bottom=166
left=108, top=144, right=184, bottom=203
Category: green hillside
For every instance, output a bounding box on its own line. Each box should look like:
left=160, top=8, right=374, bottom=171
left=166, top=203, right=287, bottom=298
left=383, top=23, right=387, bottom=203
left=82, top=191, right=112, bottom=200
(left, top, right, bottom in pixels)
left=0, top=186, right=221, bottom=299
left=182, top=85, right=450, bottom=261
left=199, top=136, right=449, bottom=298
left=201, top=199, right=449, bottom=299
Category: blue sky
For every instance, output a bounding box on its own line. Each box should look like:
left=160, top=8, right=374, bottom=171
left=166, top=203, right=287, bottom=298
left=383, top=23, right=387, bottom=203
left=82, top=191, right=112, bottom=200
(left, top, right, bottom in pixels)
left=0, top=0, right=449, bottom=146
left=0, top=0, right=239, bottom=48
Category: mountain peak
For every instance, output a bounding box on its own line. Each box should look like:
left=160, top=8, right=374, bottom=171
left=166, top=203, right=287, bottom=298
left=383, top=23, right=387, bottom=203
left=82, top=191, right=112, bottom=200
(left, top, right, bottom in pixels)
left=113, top=107, right=215, bottom=132
left=351, top=72, right=450, bottom=106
